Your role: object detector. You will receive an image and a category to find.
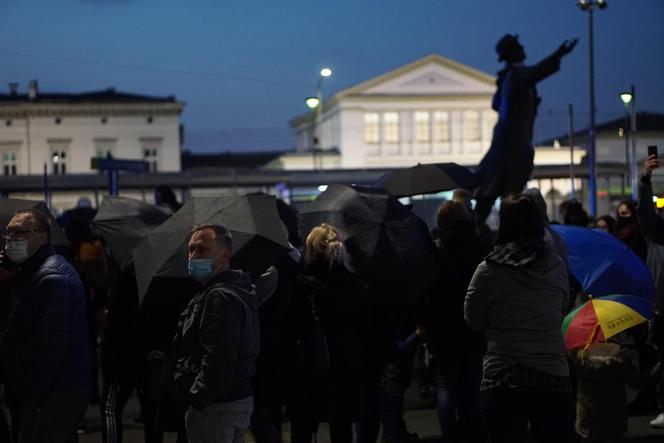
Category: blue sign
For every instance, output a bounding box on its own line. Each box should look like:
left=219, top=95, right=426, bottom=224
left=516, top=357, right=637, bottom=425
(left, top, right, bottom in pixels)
left=91, top=158, right=148, bottom=172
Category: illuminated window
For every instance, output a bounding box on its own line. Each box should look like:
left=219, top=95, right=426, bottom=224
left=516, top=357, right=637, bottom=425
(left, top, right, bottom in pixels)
left=140, top=137, right=163, bottom=173
left=364, top=113, right=380, bottom=144
left=383, top=112, right=399, bottom=143
left=414, top=112, right=430, bottom=142
left=1, top=152, right=17, bottom=175
left=464, top=110, right=481, bottom=142
left=434, top=111, right=451, bottom=142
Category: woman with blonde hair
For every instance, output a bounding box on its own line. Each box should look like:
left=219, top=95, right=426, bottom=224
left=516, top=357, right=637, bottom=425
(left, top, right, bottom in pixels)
left=288, top=223, right=366, bottom=443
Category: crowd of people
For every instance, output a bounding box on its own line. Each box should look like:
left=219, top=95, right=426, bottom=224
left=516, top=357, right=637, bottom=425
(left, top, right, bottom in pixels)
left=0, top=155, right=662, bottom=443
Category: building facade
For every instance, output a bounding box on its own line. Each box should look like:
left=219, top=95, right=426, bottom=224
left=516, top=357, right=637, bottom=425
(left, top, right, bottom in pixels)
left=290, top=54, right=498, bottom=169
left=0, top=81, right=184, bottom=176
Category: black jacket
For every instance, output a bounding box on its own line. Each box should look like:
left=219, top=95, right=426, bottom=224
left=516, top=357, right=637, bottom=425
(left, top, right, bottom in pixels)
left=173, top=270, right=259, bottom=410
left=1, top=245, right=90, bottom=407
left=427, top=221, right=487, bottom=354
left=288, top=261, right=366, bottom=421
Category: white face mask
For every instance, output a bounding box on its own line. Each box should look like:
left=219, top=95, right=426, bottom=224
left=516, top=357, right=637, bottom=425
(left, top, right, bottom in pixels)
left=6, top=240, right=30, bottom=263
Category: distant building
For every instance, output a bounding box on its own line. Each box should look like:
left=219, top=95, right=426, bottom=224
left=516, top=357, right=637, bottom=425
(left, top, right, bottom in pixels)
left=0, top=80, right=184, bottom=176
left=289, top=54, right=498, bottom=169
left=539, top=111, right=664, bottom=166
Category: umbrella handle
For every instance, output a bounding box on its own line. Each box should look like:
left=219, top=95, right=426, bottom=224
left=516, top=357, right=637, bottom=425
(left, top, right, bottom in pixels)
left=580, top=323, right=601, bottom=365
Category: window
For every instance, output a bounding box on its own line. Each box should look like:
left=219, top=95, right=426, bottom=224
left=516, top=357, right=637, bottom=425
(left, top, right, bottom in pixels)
left=414, top=112, right=430, bottom=143
left=94, top=138, right=117, bottom=159
left=140, top=137, right=163, bottom=173
left=364, top=113, right=380, bottom=144
left=48, top=139, right=70, bottom=175
left=52, top=150, right=67, bottom=175
left=433, top=111, right=451, bottom=142
left=383, top=112, right=399, bottom=143
left=464, top=110, right=481, bottom=142
left=1, top=152, right=17, bottom=175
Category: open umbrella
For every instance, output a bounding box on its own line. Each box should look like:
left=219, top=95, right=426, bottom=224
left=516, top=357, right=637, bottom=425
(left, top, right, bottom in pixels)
left=93, top=196, right=171, bottom=267
left=0, top=198, right=69, bottom=246
left=299, top=184, right=439, bottom=307
left=562, top=294, right=652, bottom=350
left=550, top=225, right=655, bottom=301
left=132, top=194, right=291, bottom=301
left=373, top=162, right=477, bottom=197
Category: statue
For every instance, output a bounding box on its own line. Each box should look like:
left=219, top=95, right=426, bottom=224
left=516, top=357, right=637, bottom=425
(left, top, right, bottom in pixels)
left=474, top=34, right=578, bottom=225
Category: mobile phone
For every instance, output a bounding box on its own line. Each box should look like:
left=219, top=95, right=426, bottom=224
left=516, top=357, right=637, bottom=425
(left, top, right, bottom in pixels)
left=648, top=145, right=658, bottom=159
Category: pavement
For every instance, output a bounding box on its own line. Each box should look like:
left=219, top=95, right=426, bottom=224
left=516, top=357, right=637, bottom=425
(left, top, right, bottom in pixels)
left=77, top=390, right=664, bottom=443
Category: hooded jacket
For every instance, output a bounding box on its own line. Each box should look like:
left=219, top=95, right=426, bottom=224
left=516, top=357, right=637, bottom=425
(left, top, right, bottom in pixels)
left=173, top=269, right=259, bottom=410
left=465, top=240, right=570, bottom=385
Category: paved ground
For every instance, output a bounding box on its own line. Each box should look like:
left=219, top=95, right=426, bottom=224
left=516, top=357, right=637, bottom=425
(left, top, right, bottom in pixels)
left=77, top=394, right=664, bottom=443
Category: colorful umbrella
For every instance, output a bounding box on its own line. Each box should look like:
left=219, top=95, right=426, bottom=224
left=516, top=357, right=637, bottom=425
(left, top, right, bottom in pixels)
left=562, top=294, right=652, bottom=350
left=550, top=225, right=655, bottom=301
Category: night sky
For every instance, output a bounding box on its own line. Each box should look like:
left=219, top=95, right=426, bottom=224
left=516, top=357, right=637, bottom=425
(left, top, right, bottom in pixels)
left=0, top=0, right=662, bottom=153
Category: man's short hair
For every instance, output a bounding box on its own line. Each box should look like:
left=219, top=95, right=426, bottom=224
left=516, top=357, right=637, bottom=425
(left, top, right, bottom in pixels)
left=191, top=224, right=232, bottom=251
left=15, top=209, right=52, bottom=241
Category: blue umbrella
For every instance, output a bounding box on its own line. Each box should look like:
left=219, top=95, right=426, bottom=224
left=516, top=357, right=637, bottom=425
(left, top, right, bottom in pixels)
left=550, top=225, right=654, bottom=301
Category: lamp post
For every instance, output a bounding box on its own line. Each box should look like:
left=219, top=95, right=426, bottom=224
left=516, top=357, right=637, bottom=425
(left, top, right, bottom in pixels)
left=306, top=67, right=332, bottom=171
left=577, top=0, right=607, bottom=216
left=620, top=86, right=637, bottom=199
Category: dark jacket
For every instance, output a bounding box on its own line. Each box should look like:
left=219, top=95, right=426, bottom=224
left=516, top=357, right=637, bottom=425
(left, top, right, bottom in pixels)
left=100, top=262, right=145, bottom=384
left=288, top=261, right=366, bottom=422
left=427, top=221, right=487, bottom=354
left=1, top=245, right=90, bottom=407
left=173, top=270, right=259, bottom=410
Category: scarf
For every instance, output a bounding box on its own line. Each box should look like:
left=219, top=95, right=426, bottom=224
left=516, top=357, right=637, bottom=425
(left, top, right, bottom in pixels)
left=486, top=236, right=547, bottom=267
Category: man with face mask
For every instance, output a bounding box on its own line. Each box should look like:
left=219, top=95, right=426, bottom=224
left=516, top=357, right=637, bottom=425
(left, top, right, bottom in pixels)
left=172, top=224, right=259, bottom=443
left=0, top=209, right=90, bottom=443
left=473, top=34, right=578, bottom=226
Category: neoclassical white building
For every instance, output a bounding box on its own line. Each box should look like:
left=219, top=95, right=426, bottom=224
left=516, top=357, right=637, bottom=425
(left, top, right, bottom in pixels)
left=289, top=54, right=499, bottom=169
left=0, top=81, right=184, bottom=176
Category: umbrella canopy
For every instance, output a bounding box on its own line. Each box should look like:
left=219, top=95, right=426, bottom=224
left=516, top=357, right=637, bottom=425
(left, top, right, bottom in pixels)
left=0, top=198, right=69, bottom=246
left=132, top=194, right=291, bottom=300
left=550, top=225, right=655, bottom=301
left=299, top=184, right=439, bottom=307
left=562, top=294, right=652, bottom=350
left=93, top=196, right=171, bottom=267
left=373, top=162, right=477, bottom=197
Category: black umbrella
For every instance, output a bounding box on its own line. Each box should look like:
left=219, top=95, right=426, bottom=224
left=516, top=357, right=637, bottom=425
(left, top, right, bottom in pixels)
left=299, top=184, right=439, bottom=307
left=374, top=162, right=477, bottom=197
left=132, top=194, right=291, bottom=300
left=0, top=198, right=69, bottom=246
left=93, top=196, right=171, bottom=267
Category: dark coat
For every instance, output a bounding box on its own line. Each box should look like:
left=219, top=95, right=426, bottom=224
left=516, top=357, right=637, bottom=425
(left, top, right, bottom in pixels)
left=475, top=52, right=562, bottom=200
left=1, top=245, right=90, bottom=407
left=172, top=270, right=259, bottom=410
left=288, top=261, right=366, bottom=422
left=427, top=221, right=487, bottom=355
left=100, top=262, right=145, bottom=385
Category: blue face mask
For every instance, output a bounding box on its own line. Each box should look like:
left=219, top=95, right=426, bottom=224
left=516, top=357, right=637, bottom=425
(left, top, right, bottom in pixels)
left=187, top=258, right=214, bottom=282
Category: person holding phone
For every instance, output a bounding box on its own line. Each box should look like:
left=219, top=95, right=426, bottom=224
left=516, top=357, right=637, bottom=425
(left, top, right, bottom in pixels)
left=637, top=149, right=664, bottom=428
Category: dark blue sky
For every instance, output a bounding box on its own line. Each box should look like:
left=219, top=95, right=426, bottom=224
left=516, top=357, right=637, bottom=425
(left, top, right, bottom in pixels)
left=1, top=0, right=662, bottom=153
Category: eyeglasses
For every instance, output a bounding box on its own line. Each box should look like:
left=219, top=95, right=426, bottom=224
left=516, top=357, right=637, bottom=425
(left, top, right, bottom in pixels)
left=2, top=229, right=43, bottom=240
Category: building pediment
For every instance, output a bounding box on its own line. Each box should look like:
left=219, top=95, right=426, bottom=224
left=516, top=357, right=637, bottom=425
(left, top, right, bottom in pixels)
left=338, top=54, right=495, bottom=98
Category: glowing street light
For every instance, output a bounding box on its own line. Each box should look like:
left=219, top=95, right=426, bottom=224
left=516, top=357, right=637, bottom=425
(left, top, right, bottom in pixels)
left=320, top=67, right=333, bottom=78
left=305, top=97, right=321, bottom=109
left=620, top=92, right=633, bottom=106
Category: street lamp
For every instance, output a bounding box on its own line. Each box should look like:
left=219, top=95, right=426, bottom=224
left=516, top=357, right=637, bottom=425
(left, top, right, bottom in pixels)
left=577, top=0, right=607, bottom=216
left=620, top=86, right=637, bottom=199
left=312, top=67, right=332, bottom=170
left=305, top=97, right=320, bottom=109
